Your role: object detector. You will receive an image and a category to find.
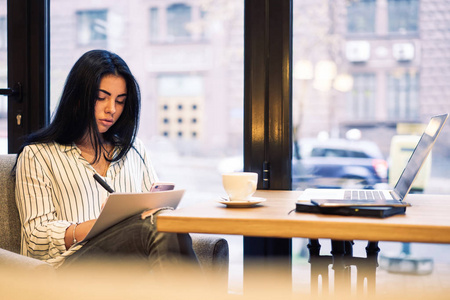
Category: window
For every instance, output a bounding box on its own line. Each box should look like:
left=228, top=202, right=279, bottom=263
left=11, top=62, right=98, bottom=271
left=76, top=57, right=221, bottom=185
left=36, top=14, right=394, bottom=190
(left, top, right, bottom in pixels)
left=347, top=0, right=376, bottom=34
left=347, top=73, right=376, bottom=120
left=149, top=7, right=159, bottom=41
left=157, top=74, right=203, bottom=141
left=0, top=64, right=6, bottom=153
left=6, top=0, right=450, bottom=292
left=0, top=15, right=6, bottom=124
left=149, top=3, right=207, bottom=43
left=0, top=78, right=6, bottom=118
left=388, top=0, right=419, bottom=33
left=167, top=3, right=191, bottom=39
left=0, top=16, right=6, bottom=50
left=0, top=15, right=6, bottom=142
left=387, top=69, right=419, bottom=120
left=294, top=0, right=449, bottom=196
left=50, top=2, right=244, bottom=197
left=77, top=10, right=107, bottom=46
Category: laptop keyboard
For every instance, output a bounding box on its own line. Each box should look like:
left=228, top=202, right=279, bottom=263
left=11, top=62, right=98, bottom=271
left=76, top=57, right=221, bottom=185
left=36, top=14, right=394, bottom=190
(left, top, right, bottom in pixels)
left=344, top=190, right=386, bottom=200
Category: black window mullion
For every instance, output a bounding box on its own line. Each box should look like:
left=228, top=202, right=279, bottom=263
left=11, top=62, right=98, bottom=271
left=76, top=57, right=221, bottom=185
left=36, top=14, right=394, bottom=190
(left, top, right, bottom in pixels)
left=7, top=0, right=49, bottom=153
left=243, top=0, right=293, bottom=291
left=244, top=0, right=292, bottom=190
left=266, top=0, right=292, bottom=190
left=243, top=0, right=266, bottom=181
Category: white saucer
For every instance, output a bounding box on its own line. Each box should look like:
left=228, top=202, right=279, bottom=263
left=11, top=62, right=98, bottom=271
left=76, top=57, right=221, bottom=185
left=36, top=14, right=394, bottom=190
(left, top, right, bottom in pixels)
left=218, top=197, right=266, bottom=208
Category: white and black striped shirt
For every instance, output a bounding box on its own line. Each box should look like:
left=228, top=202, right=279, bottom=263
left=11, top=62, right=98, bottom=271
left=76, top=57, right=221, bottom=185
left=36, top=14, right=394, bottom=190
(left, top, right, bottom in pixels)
left=15, top=138, right=158, bottom=267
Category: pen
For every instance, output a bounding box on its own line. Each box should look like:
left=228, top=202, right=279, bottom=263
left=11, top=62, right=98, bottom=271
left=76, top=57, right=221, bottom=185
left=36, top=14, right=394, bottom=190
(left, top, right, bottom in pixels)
left=93, top=174, right=115, bottom=193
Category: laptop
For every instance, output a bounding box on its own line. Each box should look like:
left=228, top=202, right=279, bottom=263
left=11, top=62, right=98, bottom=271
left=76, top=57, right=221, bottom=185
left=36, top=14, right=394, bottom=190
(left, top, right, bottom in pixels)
left=295, top=201, right=407, bottom=218
left=297, top=114, right=449, bottom=208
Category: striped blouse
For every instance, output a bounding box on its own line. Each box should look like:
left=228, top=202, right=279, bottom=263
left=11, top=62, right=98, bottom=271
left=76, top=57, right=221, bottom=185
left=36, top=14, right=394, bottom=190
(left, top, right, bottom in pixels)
left=15, top=138, right=158, bottom=267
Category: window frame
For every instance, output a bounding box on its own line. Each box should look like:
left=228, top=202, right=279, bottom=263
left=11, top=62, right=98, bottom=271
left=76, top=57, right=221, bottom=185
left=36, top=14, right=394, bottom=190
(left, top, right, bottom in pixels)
left=7, top=0, right=50, bottom=153
left=7, top=0, right=294, bottom=283
left=243, top=0, right=293, bottom=288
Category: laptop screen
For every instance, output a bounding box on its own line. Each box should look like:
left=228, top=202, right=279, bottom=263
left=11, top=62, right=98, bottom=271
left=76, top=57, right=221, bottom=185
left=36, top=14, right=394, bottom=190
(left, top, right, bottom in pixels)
left=394, top=114, right=448, bottom=199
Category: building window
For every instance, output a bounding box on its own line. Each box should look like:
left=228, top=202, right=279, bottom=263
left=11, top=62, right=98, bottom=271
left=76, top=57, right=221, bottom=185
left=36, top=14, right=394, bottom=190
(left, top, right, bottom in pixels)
left=157, top=74, right=203, bottom=140
left=388, top=0, right=419, bottom=34
left=167, top=3, right=192, bottom=39
left=0, top=78, right=6, bottom=118
left=347, top=0, right=376, bottom=34
left=387, top=70, right=419, bottom=120
left=150, top=3, right=207, bottom=43
left=149, top=7, right=159, bottom=41
left=77, top=10, right=107, bottom=46
left=347, top=73, right=376, bottom=120
left=0, top=16, right=6, bottom=50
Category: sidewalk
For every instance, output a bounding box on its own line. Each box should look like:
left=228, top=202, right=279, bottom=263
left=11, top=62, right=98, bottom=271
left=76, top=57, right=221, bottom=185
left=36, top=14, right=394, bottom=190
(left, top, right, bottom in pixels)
left=226, top=236, right=450, bottom=295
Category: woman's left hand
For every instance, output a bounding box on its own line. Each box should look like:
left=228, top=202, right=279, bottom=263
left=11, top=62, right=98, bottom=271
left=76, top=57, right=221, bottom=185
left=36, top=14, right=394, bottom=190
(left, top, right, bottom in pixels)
left=140, top=208, right=161, bottom=220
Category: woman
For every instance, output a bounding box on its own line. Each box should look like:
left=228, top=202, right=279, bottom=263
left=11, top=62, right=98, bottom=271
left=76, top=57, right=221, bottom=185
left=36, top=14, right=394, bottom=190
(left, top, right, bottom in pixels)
left=14, top=50, right=198, bottom=269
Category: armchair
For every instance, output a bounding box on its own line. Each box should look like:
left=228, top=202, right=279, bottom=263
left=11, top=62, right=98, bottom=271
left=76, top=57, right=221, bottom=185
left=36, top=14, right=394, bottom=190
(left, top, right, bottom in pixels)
left=0, top=154, right=228, bottom=281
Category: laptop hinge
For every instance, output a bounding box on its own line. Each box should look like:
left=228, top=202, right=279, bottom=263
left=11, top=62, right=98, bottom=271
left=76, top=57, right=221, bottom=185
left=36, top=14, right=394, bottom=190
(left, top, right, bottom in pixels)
left=391, top=190, right=402, bottom=202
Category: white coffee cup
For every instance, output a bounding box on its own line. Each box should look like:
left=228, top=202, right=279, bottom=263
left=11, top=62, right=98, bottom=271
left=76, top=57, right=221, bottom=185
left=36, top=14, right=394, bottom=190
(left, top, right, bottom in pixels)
left=222, top=172, right=258, bottom=201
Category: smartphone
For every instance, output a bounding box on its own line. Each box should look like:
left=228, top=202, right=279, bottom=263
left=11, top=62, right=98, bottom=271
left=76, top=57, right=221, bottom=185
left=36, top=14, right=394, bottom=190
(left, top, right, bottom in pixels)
left=149, top=182, right=175, bottom=192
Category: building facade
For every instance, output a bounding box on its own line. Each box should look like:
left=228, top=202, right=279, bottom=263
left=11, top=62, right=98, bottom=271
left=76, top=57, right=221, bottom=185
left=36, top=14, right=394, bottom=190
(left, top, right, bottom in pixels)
left=1, top=0, right=449, bottom=159
left=293, top=0, right=450, bottom=157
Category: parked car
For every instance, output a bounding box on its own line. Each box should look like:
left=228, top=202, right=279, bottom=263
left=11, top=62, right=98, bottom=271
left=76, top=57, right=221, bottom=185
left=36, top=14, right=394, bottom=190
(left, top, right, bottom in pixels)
left=218, top=138, right=388, bottom=190
left=294, top=138, right=388, bottom=189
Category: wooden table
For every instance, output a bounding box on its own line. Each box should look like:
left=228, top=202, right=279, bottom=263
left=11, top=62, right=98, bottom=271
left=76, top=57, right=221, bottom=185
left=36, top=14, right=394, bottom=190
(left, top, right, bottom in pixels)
left=158, top=190, right=450, bottom=244
left=157, top=190, right=450, bottom=295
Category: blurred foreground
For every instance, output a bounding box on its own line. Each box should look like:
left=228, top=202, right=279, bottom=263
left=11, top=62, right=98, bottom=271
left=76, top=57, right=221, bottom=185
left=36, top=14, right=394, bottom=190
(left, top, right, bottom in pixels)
left=1, top=258, right=450, bottom=300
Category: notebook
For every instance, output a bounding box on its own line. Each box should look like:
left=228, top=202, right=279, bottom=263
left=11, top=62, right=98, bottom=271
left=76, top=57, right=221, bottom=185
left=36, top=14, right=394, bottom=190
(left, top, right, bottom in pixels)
left=82, top=189, right=185, bottom=242
left=298, top=114, right=448, bottom=207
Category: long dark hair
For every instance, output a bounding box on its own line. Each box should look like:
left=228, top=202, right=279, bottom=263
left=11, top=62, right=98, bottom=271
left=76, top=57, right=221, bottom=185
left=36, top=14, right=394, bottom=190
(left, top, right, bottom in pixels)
left=17, top=49, right=141, bottom=163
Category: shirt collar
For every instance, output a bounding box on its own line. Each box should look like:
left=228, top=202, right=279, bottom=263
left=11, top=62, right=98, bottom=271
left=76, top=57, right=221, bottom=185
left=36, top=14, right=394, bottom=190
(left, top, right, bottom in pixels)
left=58, top=142, right=80, bottom=154
left=57, top=141, right=122, bottom=165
